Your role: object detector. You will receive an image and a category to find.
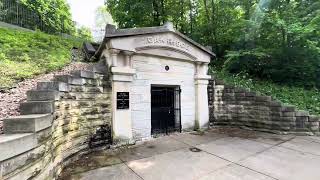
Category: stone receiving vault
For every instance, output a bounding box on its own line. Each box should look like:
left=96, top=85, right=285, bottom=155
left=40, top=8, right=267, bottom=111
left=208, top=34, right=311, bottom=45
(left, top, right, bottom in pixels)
left=94, top=22, right=215, bottom=141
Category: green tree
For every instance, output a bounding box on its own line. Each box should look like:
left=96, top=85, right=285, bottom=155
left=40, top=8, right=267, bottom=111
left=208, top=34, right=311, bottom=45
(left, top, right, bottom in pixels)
left=105, top=0, right=320, bottom=88
left=76, top=26, right=92, bottom=41
left=21, top=0, right=75, bottom=34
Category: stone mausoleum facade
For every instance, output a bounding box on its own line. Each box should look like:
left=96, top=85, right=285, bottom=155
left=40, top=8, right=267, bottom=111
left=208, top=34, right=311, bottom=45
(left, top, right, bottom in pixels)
left=95, top=22, right=215, bottom=141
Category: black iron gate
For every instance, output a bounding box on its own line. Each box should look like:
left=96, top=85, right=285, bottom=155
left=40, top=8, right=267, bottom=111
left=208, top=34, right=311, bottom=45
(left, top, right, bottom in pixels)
left=151, top=86, right=181, bottom=135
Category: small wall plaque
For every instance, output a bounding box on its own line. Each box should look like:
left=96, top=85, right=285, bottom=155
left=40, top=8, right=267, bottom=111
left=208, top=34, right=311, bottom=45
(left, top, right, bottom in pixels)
left=117, top=92, right=129, bottom=109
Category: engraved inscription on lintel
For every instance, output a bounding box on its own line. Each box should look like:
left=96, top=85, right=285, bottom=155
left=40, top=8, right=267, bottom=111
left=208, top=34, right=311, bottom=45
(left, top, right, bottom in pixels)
left=142, top=35, right=191, bottom=52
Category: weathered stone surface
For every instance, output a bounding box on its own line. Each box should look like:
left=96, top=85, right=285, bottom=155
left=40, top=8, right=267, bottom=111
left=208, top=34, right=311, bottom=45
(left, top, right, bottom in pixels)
left=20, top=101, right=55, bottom=115
left=27, top=90, right=60, bottom=101
left=0, top=133, right=37, bottom=162
left=88, top=61, right=109, bottom=74
left=72, top=70, right=97, bottom=79
left=281, top=106, right=295, bottom=112
left=208, top=79, right=319, bottom=135
left=3, top=114, right=53, bottom=133
left=37, top=82, right=70, bottom=92
left=295, top=111, right=309, bottom=117
left=54, top=75, right=85, bottom=85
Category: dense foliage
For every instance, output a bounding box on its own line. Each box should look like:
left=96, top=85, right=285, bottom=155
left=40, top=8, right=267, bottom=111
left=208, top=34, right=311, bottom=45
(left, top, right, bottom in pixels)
left=0, top=27, right=82, bottom=89
left=76, top=26, right=93, bottom=41
left=106, top=0, right=320, bottom=88
left=214, top=70, right=320, bottom=116
left=21, top=0, right=76, bottom=34
left=0, top=0, right=76, bottom=34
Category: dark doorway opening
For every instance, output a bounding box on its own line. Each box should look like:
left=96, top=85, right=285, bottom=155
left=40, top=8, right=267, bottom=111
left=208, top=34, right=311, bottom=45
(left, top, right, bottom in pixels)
left=151, top=86, right=181, bottom=135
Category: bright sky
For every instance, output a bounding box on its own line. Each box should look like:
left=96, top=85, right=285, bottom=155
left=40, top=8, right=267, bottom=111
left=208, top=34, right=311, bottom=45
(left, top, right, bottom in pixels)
left=67, top=0, right=105, bottom=29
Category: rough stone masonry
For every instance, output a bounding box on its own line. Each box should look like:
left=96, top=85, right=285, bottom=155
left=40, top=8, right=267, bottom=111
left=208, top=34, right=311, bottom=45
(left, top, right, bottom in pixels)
left=0, top=62, right=112, bottom=180
left=208, top=78, right=320, bottom=136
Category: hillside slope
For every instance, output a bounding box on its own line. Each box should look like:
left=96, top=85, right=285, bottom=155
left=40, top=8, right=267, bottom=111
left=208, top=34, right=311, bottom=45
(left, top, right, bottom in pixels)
left=0, top=27, right=83, bottom=89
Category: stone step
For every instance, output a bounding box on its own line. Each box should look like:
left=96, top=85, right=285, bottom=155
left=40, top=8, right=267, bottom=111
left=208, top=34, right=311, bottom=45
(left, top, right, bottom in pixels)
left=37, top=82, right=70, bottom=92
left=70, top=85, right=104, bottom=93
left=88, top=62, right=108, bottom=74
left=20, top=101, right=54, bottom=115
left=62, top=92, right=111, bottom=100
left=27, top=90, right=60, bottom=101
left=3, top=114, right=53, bottom=134
left=72, top=70, right=97, bottom=79
left=0, top=133, right=37, bottom=162
left=54, top=75, right=85, bottom=85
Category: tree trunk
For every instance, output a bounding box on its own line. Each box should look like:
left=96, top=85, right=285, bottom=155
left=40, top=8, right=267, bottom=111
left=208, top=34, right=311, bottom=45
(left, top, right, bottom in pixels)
left=152, top=0, right=160, bottom=26
left=189, top=0, right=193, bottom=35
left=160, top=0, right=165, bottom=24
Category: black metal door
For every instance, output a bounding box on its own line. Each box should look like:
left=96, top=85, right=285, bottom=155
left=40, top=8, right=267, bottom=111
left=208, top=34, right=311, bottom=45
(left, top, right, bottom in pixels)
left=151, top=86, right=181, bottom=135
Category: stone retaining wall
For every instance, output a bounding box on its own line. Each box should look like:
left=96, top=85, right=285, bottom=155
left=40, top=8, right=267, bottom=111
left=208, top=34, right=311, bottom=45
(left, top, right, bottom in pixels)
left=208, top=78, right=320, bottom=135
left=0, top=64, right=112, bottom=180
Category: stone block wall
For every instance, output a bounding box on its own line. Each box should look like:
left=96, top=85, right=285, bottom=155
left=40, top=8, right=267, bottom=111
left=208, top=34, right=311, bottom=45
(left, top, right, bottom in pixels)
left=208, top=78, right=320, bottom=135
left=0, top=65, right=112, bottom=180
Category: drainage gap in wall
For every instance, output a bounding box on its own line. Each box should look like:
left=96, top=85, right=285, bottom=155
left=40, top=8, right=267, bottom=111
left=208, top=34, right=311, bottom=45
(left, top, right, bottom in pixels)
left=189, top=147, right=202, bottom=152
left=89, top=125, right=112, bottom=149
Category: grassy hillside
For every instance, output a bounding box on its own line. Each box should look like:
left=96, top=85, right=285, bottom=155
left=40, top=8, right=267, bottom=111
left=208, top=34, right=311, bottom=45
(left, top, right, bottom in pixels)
left=0, top=27, right=83, bottom=89
left=213, top=70, right=320, bottom=116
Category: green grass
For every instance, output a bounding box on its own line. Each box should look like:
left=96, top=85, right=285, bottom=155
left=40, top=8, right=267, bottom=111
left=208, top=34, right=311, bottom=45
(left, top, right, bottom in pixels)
left=212, top=69, right=320, bottom=116
left=0, top=27, right=83, bottom=89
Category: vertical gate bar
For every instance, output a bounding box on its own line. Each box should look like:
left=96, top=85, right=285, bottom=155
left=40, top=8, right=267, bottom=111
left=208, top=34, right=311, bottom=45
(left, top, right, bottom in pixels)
left=179, top=87, right=182, bottom=133
left=165, top=87, right=168, bottom=135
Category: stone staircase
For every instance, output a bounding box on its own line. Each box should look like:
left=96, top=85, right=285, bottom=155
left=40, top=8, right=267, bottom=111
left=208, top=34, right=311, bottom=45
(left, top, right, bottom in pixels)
left=0, top=63, right=112, bottom=180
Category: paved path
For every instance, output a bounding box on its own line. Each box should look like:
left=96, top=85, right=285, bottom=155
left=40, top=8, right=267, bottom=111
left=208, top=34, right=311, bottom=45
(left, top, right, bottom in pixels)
left=60, top=128, right=320, bottom=180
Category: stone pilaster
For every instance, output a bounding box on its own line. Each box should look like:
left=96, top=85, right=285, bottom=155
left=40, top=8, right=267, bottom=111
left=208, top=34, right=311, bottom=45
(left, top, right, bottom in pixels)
left=111, top=51, right=136, bottom=143
left=123, top=51, right=134, bottom=68
left=109, top=49, right=120, bottom=67
left=195, top=62, right=211, bottom=130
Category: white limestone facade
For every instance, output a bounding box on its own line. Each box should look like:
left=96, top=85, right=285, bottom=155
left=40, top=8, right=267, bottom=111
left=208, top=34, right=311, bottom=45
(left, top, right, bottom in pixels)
left=96, top=22, right=215, bottom=141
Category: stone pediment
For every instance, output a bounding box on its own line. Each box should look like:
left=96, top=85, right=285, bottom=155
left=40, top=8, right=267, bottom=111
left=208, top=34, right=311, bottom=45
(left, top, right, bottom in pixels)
left=134, top=34, right=199, bottom=61
left=136, top=46, right=197, bottom=61
left=96, top=22, right=215, bottom=63
left=107, top=32, right=211, bottom=62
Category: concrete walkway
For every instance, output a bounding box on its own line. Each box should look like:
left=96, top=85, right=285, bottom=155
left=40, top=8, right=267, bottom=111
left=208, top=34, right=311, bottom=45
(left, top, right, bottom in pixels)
left=60, top=128, right=320, bottom=180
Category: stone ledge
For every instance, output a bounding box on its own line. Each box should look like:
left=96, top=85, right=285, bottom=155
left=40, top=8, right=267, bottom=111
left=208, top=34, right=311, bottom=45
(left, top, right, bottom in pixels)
left=37, top=82, right=70, bottom=92
left=72, top=70, right=97, bottom=79
left=20, top=101, right=55, bottom=115
left=54, top=75, right=85, bottom=85
left=0, top=133, right=37, bottom=162
left=3, top=114, right=53, bottom=134
left=27, top=90, right=60, bottom=101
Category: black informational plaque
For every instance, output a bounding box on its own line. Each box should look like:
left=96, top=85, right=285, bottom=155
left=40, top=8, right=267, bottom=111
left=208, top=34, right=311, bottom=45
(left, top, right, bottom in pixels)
left=117, top=92, right=129, bottom=109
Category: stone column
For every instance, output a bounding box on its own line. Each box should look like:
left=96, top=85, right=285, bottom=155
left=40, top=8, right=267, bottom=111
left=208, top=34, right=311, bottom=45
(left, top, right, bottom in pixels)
left=111, top=51, right=136, bottom=144
left=195, top=62, right=211, bottom=130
